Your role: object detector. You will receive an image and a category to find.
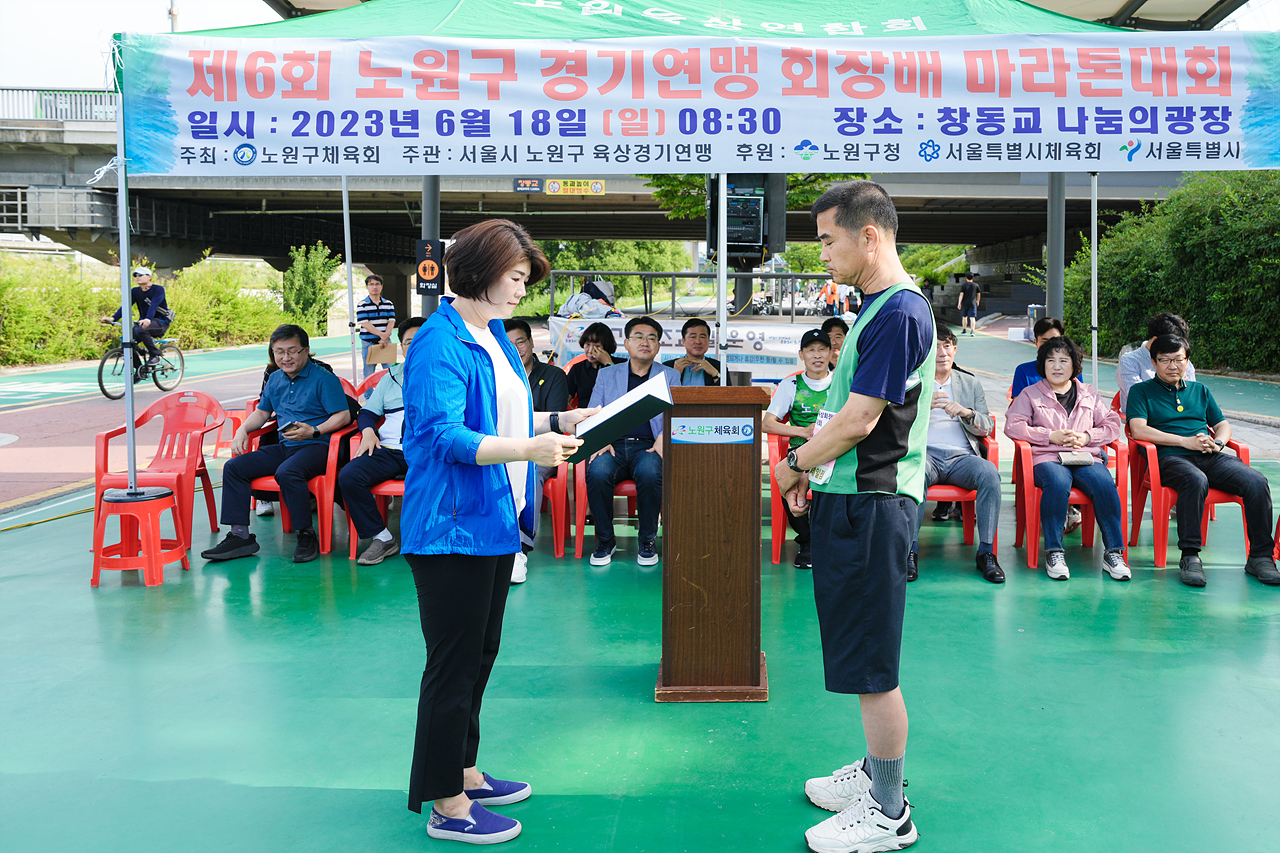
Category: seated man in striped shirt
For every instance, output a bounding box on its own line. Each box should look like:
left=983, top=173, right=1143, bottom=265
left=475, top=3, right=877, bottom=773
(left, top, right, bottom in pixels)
left=339, top=317, right=425, bottom=565
left=356, top=274, right=397, bottom=385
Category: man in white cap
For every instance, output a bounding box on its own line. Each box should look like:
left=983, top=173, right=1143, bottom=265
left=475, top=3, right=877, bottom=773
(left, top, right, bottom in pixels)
left=100, top=267, right=174, bottom=367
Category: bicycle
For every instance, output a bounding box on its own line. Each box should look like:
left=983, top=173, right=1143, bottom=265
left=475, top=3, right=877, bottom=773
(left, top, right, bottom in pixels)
left=97, top=323, right=185, bottom=400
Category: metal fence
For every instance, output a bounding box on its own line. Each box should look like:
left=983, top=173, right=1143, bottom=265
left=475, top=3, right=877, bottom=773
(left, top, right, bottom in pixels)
left=0, top=88, right=117, bottom=121
left=548, top=270, right=833, bottom=321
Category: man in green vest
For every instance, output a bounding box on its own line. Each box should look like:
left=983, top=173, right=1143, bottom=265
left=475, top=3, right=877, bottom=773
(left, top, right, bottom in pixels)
left=774, top=180, right=935, bottom=853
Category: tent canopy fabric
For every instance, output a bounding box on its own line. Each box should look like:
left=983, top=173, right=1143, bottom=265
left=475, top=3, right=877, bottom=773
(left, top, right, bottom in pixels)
left=198, top=0, right=1120, bottom=39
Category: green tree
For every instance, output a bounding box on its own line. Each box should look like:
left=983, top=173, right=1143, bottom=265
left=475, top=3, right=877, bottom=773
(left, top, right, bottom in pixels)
left=640, top=173, right=866, bottom=220
left=782, top=242, right=824, bottom=273
left=534, top=239, right=691, bottom=302
left=277, top=242, right=340, bottom=335
left=898, top=244, right=970, bottom=287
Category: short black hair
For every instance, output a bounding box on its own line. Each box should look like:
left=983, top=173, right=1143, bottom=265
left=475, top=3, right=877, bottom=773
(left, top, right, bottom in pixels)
left=1146, top=312, right=1190, bottom=341
left=810, top=179, right=899, bottom=237
left=397, top=316, right=427, bottom=341
left=365, top=274, right=383, bottom=286
left=624, top=316, right=663, bottom=339
left=1037, top=335, right=1082, bottom=379
left=681, top=318, right=710, bottom=337
left=936, top=323, right=957, bottom=345
left=965, top=272, right=974, bottom=280
left=1032, top=317, right=1066, bottom=339
left=270, top=324, right=309, bottom=349
left=578, top=322, right=616, bottom=354
left=1150, top=334, right=1190, bottom=360
left=821, top=317, right=849, bottom=335
left=503, top=318, right=533, bottom=341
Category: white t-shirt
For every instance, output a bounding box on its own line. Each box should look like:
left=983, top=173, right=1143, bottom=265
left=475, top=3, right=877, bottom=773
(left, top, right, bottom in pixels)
left=927, top=376, right=973, bottom=453
left=767, top=371, right=834, bottom=420
left=466, top=321, right=531, bottom=519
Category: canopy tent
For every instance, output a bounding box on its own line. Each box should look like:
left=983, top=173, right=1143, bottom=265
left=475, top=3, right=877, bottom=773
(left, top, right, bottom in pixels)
left=106, top=0, right=1280, bottom=487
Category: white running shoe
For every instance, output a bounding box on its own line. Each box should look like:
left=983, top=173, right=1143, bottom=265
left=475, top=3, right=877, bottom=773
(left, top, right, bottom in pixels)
left=1103, top=549, right=1131, bottom=581
left=805, top=790, right=917, bottom=853
left=511, top=552, right=528, bottom=584
left=805, top=759, right=873, bottom=812
left=254, top=501, right=275, bottom=517
left=1045, top=551, right=1070, bottom=580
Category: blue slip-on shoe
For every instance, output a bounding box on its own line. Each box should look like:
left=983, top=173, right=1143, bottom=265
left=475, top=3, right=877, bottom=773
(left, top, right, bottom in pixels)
left=465, top=773, right=532, bottom=806
left=427, top=802, right=521, bottom=844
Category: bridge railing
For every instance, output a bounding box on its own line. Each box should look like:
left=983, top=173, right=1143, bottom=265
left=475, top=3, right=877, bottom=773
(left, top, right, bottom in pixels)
left=0, top=88, right=117, bottom=122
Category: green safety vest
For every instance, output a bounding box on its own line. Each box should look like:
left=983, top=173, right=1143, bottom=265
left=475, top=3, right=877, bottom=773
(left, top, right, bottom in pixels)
left=810, top=281, right=935, bottom=502
left=788, top=373, right=829, bottom=449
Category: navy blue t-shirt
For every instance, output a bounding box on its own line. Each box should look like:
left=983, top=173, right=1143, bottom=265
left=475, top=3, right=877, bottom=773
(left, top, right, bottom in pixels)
left=847, top=288, right=935, bottom=405
left=622, top=366, right=654, bottom=441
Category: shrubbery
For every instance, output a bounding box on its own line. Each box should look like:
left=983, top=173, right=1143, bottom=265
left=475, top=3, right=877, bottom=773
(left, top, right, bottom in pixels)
left=0, top=253, right=297, bottom=366
left=1064, top=171, right=1280, bottom=373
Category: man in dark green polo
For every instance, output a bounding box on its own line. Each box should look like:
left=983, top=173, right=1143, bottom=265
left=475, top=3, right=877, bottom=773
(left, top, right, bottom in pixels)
left=1127, top=334, right=1278, bottom=587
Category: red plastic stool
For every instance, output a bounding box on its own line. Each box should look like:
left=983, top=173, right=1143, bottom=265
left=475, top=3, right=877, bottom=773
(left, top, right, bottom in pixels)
left=92, top=486, right=190, bottom=587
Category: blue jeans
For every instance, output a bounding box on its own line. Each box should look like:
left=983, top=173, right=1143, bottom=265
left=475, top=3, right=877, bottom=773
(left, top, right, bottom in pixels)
left=1033, top=460, right=1124, bottom=552
left=914, top=448, right=1001, bottom=551
left=585, top=438, right=663, bottom=544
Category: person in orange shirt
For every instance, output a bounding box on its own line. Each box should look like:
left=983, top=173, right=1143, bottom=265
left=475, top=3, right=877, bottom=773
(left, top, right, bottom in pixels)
left=820, top=280, right=838, bottom=315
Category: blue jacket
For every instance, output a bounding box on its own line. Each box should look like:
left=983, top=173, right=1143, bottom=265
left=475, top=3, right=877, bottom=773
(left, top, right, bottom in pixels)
left=400, top=299, right=536, bottom=556
left=589, top=360, right=682, bottom=440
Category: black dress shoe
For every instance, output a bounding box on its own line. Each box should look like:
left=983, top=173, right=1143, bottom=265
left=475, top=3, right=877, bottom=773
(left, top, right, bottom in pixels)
left=1179, top=553, right=1207, bottom=587
left=976, top=552, right=1005, bottom=583
left=906, top=550, right=918, bottom=582
left=1245, top=556, right=1280, bottom=585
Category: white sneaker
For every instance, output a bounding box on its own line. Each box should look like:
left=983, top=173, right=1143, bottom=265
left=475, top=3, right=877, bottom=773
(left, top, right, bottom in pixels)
left=511, top=552, right=528, bottom=584
left=805, top=790, right=917, bottom=853
left=1102, top=549, right=1131, bottom=581
left=805, top=759, right=872, bottom=812
left=255, top=501, right=275, bottom=517
left=1045, top=551, right=1070, bottom=580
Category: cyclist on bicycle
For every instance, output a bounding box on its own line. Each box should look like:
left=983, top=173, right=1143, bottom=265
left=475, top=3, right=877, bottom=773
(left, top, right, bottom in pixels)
left=100, top=267, right=174, bottom=368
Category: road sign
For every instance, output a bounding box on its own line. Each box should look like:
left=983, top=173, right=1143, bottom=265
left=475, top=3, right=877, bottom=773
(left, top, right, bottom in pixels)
left=416, top=239, right=445, bottom=295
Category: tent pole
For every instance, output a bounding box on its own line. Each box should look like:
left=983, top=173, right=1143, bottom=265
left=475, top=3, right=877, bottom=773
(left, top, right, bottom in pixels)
left=1090, top=171, right=1099, bottom=390
left=342, top=175, right=358, bottom=386
left=1047, top=172, right=1066, bottom=320
left=114, top=74, right=138, bottom=492
left=716, top=173, right=728, bottom=387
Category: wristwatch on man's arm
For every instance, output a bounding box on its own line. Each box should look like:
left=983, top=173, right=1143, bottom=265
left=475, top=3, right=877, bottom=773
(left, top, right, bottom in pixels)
left=786, top=448, right=809, bottom=473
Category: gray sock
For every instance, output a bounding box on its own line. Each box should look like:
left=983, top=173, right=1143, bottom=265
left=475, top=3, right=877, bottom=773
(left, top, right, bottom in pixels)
left=230, top=524, right=250, bottom=539
left=866, top=753, right=905, bottom=819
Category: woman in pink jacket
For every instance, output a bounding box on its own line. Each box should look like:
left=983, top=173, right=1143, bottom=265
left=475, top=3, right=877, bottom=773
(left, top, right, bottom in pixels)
left=1005, top=337, right=1130, bottom=582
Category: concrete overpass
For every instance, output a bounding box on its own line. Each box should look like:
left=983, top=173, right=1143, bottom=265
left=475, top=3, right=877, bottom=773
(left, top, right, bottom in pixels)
left=1, top=87, right=1186, bottom=319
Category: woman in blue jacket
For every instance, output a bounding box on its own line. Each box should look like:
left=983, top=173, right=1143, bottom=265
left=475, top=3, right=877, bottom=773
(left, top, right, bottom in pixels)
left=400, top=219, right=593, bottom=845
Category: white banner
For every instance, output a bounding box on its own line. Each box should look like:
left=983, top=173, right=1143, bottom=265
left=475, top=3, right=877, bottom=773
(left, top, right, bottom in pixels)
left=119, top=32, right=1278, bottom=176
left=547, top=315, right=818, bottom=382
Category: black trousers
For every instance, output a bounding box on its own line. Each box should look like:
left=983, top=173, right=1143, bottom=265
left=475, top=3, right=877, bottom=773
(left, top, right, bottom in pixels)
left=220, top=443, right=328, bottom=529
left=406, top=552, right=514, bottom=812
left=132, top=322, right=166, bottom=358
left=1159, top=452, right=1275, bottom=557
left=337, top=447, right=407, bottom=540
left=786, top=502, right=811, bottom=546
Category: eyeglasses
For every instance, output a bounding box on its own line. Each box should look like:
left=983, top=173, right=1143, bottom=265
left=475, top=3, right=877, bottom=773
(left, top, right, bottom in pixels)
left=510, top=337, right=531, bottom=348
left=272, top=347, right=306, bottom=358
left=132, top=272, right=148, bottom=277
left=1155, top=356, right=1187, bottom=366
left=628, top=334, right=659, bottom=344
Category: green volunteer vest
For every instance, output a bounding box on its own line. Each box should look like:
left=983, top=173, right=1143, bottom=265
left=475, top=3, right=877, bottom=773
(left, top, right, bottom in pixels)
left=810, top=281, right=935, bottom=502
left=788, top=373, right=829, bottom=449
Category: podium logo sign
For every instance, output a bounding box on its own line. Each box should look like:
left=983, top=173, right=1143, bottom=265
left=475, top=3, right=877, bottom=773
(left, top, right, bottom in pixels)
left=671, top=418, right=754, bottom=445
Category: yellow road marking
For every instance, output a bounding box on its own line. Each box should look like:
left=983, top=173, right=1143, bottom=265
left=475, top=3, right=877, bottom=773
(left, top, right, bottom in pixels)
left=0, top=477, right=95, bottom=513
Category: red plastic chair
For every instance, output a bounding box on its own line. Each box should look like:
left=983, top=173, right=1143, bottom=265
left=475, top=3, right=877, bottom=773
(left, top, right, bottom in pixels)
left=1012, top=438, right=1128, bottom=569
left=247, top=384, right=358, bottom=556
left=95, top=390, right=225, bottom=550
left=573, top=459, right=637, bottom=559
left=768, top=432, right=814, bottom=564
left=355, top=369, right=389, bottom=398
left=212, top=408, right=247, bottom=458
left=1127, top=429, right=1250, bottom=567
left=542, top=462, right=570, bottom=558
left=924, top=434, right=1001, bottom=548
left=344, top=430, right=407, bottom=559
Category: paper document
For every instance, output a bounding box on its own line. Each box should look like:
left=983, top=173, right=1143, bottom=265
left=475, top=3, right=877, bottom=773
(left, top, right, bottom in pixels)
left=569, top=372, right=674, bottom=463
left=806, top=410, right=837, bottom=486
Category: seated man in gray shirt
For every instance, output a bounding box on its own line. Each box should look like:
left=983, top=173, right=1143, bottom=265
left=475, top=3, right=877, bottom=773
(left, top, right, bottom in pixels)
left=912, top=324, right=1003, bottom=583
left=1116, top=312, right=1197, bottom=414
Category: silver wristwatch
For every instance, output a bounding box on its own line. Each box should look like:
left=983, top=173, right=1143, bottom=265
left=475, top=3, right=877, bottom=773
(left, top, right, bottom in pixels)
left=786, top=448, right=807, bottom=473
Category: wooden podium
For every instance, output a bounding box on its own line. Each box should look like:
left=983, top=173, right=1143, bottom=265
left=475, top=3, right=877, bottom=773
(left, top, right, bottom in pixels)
left=656, top=385, right=772, bottom=702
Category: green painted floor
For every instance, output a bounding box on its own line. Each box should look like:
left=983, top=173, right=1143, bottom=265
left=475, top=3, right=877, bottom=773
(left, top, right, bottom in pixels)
left=3, top=468, right=1280, bottom=853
